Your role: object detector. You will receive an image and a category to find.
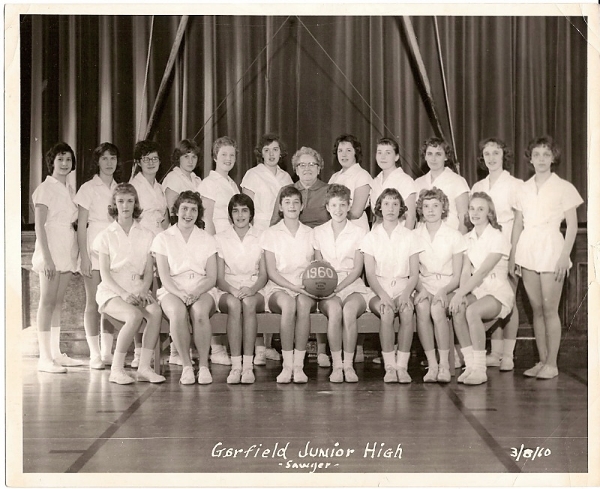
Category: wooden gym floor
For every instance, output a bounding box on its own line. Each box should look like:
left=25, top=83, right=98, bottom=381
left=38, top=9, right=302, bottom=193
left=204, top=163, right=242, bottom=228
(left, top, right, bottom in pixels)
left=21, top=354, right=588, bottom=475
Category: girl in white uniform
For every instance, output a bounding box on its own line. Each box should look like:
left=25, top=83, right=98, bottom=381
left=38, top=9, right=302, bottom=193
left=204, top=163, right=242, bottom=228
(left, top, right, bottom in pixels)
left=414, top=137, right=470, bottom=234
left=214, top=194, right=268, bottom=384
left=471, top=138, right=523, bottom=371
left=370, top=137, right=417, bottom=229
left=512, top=136, right=583, bottom=380
left=32, top=142, right=83, bottom=373
left=93, top=183, right=165, bottom=385
left=328, top=134, right=372, bottom=231
left=198, top=136, right=241, bottom=365
left=75, top=143, right=119, bottom=369
left=160, top=139, right=202, bottom=367
left=360, top=189, right=424, bottom=383
left=241, top=134, right=293, bottom=364
left=413, top=188, right=466, bottom=383
left=130, top=140, right=169, bottom=368
left=152, top=191, right=218, bottom=385
left=449, top=193, right=514, bottom=385
left=313, top=184, right=375, bottom=383
left=260, top=185, right=316, bottom=384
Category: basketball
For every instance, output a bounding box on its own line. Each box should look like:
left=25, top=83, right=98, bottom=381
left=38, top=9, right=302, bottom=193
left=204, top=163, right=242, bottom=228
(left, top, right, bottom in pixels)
left=302, top=261, right=338, bottom=298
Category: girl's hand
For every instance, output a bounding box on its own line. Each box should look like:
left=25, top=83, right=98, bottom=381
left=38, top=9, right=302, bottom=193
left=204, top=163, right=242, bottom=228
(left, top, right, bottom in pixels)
left=449, top=293, right=465, bottom=315
left=296, top=285, right=319, bottom=300
left=142, top=291, right=156, bottom=306
left=432, top=291, right=448, bottom=308
left=43, top=257, right=57, bottom=281
left=120, top=290, right=140, bottom=305
left=397, top=292, right=413, bottom=313
left=80, top=256, right=93, bottom=278
left=379, top=294, right=397, bottom=315
left=183, top=294, right=198, bottom=306
left=554, top=254, right=570, bottom=282
left=508, top=256, right=517, bottom=280
left=237, top=287, right=253, bottom=300
left=414, top=289, right=432, bottom=305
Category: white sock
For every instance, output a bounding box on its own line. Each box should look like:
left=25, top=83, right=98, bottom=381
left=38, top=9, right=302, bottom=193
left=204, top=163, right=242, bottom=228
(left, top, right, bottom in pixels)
left=491, top=339, right=503, bottom=356
left=396, top=351, right=410, bottom=369
left=243, top=355, right=253, bottom=369
left=461, top=346, right=474, bottom=368
left=134, top=347, right=141, bottom=359
left=101, top=333, right=114, bottom=357
left=112, top=351, right=127, bottom=370
left=331, top=350, right=343, bottom=369
left=502, top=339, right=516, bottom=358
left=293, top=349, right=306, bottom=367
left=51, top=327, right=62, bottom=359
left=37, top=330, right=52, bottom=363
left=473, top=350, right=486, bottom=369
left=382, top=351, right=396, bottom=368
left=170, top=342, right=179, bottom=355
left=281, top=350, right=293, bottom=368
left=255, top=345, right=266, bottom=355
left=424, top=349, right=438, bottom=368
left=343, top=351, right=354, bottom=368
left=138, top=348, right=154, bottom=370
left=438, top=349, right=450, bottom=369
left=212, top=344, right=226, bottom=355
left=231, top=356, right=242, bottom=370
left=86, top=335, right=101, bottom=359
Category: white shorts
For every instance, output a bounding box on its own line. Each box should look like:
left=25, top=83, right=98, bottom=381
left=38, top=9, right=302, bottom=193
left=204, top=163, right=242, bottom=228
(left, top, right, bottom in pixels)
left=262, top=281, right=300, bottom=312
left=471, top=273, right=515, bottom=320
left=420, top=273, right=452, bottom=296
left=335, top=277, right=375, bottom=312
left=376, top=276, right=410, bottom=301
left=96, top=271, right=146, bottom=313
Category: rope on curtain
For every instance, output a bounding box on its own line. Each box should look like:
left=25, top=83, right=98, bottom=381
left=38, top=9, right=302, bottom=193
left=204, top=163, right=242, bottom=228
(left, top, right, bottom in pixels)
left=136, top=16, right=155, bottom=142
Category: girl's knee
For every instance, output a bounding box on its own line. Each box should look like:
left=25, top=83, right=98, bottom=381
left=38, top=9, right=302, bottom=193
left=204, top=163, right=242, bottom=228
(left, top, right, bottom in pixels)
left=242, top=296, right=257, bottom=311
left=227, top=296, right=242, bottom=314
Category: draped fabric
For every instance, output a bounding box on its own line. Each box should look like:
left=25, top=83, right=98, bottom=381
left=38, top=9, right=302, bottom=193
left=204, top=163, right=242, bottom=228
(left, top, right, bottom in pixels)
left=21, top=15, right=587, bottom=224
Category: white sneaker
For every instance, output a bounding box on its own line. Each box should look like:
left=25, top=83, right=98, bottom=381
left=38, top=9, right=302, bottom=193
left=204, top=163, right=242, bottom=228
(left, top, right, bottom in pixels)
left=383, top=365, right=397, bottom=383
left=373, top=356, right=382, bottom=365
left=101, top=354, right=113, bottom=366
left=536, top=364, right=559, bottom=379
left=265, top=348, right=281, bottom=361
left=354, top=346, right=365, bottom=363
left=464, top=368, right=487, bottom=385
left=317, top=353, right=331, bottom=368
left=343, top=366, right=359, bottom=383
left=254, top=350, right=267, bottom=366
left=131, top=352, right=140, bottom=368
left=437, top=366, right=451, bottom=383
left=38, top=359, right=67, bottom=374
left=137, top=367, right=166, bottom=383
left=423, top=365, right=438, bottom=383
left=56, top=353, right=84, bottom=367
left=293, top=367, right=308, bottom=383
left=276, top=367, right=293, bottom=384
left=227, top=368, right=242, bottom=384
left=486, top=353, right=502, bottom=367
left=210, top=350, right=232, bottom=366
left=180, top=366, right=195, bottom=385
left=241, top=369, right=255, bottom=384
left=197, top=366, right=213, bottom=384
left=109, top=368, right=135, bottom=385
left=500, top=356, right=514, bottom=371
left=329, top=368, right=343, bottom=383
left=89, top=356, right=105, bottom=370
left=457, top=367, right=473, bottom=383
left=523, top=362, right=544, bottom=377
left=396, top=367, right=412, bottom=383
left=169, top=351, right=183, bottom=366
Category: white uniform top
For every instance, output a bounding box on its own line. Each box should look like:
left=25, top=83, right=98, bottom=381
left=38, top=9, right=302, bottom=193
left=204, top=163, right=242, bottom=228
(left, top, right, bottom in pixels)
left=471, top=170, right=523, bottom=243
left=130, top=172, right=167, bottom=237
left=241, top=164, right=293, bottom=232
left=151, top=225, right=217, bottom=295
left=74, top=175, right=117, bottom=270
left=514, top=173, right=583, bottom=272
left=198, top=170, right=240, bottom=234
left=465, top=223, right=514, bottom=313
left=371, top=167, right=417, bottom=212
left=215, top=225, right=263, bottom=289
left=360, top=223, right=424, bottom=279
left=31, top=176, right=79, bottom=273
left=161, top=166, right=202, bottom=195
left=414, top=167, right=470, bottom=230
left=414, top=222, right=467, bottom=278
left=260, top=220, right=314, bottom=287
left=313, top=220, right=367, bottom=275
left=328, top=163, right=373, bottom=231
left=93, top=221, right=154, bottom=309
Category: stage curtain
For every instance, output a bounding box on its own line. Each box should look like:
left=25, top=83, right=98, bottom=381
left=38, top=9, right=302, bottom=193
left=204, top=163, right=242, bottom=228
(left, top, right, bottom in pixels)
left=21, top=15, right=587, bottom=225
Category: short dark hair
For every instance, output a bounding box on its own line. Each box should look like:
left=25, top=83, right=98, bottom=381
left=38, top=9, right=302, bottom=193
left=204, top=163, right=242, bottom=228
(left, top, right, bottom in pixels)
left=45, top=142, right=76, bottom=174
left=108, top=183, right=142, bottom=220
left=325, top=183, right=351, bottom=205
left=228, top=193, right=255, bottom=223
left=420, top=137, right=456, bottom=172
left=525, top=135, right=561, bottom=167
left=416, top=187, right=450, bottom=222
left=477, top=138, right=513, bottom=171
left=133, top=140, right=160, bottom=177
left=376, top=137, right=400, bottom=156
left=277, top=185, right=303, bottom=219
left=333, top=134, right=362, bottom=164
left=172, top=139, right=201, bottom=166
left=89, top=142, right=120, bottom=180
left=254, top=133, right=287, bottom=164
left=373, top=188, right=407, bottom=219
left=173, top=191, right=204, bottom=227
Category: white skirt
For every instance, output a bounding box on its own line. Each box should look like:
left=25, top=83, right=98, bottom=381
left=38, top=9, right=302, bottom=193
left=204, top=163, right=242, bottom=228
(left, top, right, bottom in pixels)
left=420, top=273, right=452, bottom=296
left=32, top=223, right=78, bottom=273
left=515, top=225, right=571, bottom=273
left=96, top=270, right=146, bottom=312
left=471, top=273, right=514, bottom=319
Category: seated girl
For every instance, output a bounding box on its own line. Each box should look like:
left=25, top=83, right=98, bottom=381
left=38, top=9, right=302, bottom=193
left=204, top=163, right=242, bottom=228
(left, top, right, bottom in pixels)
left=449, top=192, right=514, bottom=385
left=313, top=184, right=375, bottom=383
left=213, top=194, right=267, bottom=384
left=413, top=188, right=466, bottom=383
left=152, top=191, right=218, bottom=385
left=93, top=183, right=165, bottom=385
left=360, top=189, right=424, bottom=383
left=260, top=185, right=316, bottom=384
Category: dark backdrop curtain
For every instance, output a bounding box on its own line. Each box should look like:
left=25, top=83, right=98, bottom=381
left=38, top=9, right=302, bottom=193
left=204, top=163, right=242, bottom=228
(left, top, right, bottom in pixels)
left=21, top=15, right=587, bottom=225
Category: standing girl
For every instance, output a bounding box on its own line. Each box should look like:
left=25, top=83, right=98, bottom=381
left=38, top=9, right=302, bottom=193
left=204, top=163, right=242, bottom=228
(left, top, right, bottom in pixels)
left=260, top=185, right=316, bottom=383
left=360, top=189, right=423, bottom=383
left=93, top=184, right=165, bottom=385
left=214, top=194, right=268, bottom=384
left=328, top=134, right=372, bottom=231
left=33, top=142, right=82, bottom=372
left=414, top=137, right=469, bottom=234
left=512, top=136, right=583, bottom=379
left=152, top=191, right=218, bottom=385
left=471, top=138, right=523, bottom=371
left=370, top=137, right=417, bottom=229
left=413, top=188, right=466, bottom=383
left=449, top=193, right=514, bottom=385
left=241, top=134, right=293, bottom=364
left=75, top=142, right=119, bottom=369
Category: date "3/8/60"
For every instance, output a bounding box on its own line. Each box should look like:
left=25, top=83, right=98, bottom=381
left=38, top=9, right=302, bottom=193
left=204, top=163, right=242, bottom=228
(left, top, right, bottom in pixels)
left=510, top=444, right=552, bottom=461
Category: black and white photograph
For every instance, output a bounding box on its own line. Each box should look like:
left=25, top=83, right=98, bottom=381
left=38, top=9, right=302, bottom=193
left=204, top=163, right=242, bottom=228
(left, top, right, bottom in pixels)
left=6, top=2, right=599, bottom=486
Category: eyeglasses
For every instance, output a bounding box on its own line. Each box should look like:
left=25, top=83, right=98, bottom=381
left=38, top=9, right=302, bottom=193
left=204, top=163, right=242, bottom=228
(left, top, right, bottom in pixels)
left=141, top=156, right=160, bottom=163
left=297, top=162, right=319, bottom=169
